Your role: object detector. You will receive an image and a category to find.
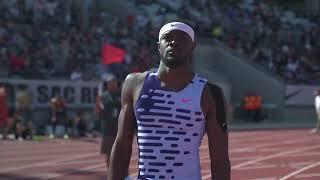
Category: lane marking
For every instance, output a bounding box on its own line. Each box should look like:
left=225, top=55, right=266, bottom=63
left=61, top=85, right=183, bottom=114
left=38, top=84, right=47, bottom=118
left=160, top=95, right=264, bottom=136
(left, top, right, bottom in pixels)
left=295, top=173, right=320, bottom=178
left=232, top=145, right=320, bottom=170
left=279, top=161, right=320, bottom=180
left=247, top=178, right=277, bottom=180
left=40, top=163, right=106, bottom=180
left=0, top=153, right=98, bottom=173
left=202, top=145, right=320, bottom=179
left=199, top=137, right=318, bottom=163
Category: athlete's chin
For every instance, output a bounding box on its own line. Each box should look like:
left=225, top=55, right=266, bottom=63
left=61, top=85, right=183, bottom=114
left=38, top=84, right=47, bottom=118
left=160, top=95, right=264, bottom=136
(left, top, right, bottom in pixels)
left=162, top=59, right=184, bottom=69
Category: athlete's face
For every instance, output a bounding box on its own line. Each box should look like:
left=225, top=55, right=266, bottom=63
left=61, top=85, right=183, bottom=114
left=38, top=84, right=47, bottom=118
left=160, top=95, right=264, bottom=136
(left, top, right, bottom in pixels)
left=158, top=30, right=195, bottom=68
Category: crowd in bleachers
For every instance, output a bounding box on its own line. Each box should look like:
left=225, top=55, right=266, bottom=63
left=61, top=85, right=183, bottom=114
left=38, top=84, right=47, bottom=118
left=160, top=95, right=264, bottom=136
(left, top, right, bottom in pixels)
left=133, top=0, right=320, bottom=84
left=0, top=0, right=158, bottom=82
left=1, top=0, right=319, bottom=84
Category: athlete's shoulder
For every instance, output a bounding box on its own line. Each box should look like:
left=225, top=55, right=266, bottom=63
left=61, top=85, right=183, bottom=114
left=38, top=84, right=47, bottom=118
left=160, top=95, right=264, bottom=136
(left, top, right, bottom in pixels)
left=201, top=82, right=224, bottom=111
left=203, top=82, right=225, bottom=104
left=124, top=71, right=148, bottom=86
left=122, top=71, right=149, bottom=94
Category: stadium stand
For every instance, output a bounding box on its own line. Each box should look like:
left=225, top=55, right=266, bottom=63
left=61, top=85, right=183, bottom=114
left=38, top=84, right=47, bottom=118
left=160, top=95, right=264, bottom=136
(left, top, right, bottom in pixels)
left=0, top=0, right=319, bottom=83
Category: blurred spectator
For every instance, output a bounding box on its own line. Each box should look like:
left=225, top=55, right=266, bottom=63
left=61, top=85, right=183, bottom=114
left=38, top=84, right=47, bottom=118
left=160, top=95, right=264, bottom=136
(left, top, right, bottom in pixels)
left=98, top=74, right=122, bottom=170
left=243, top=92, right=263, bottom=122
left=70, top=66, right=83, bottom=81
left=12, top=87, right=34, bottom=141
left=47, top=95, right=69, bottom=139
left=72, top=110, right=88, bottom=137
left=0, top=85, right=10, bottom=139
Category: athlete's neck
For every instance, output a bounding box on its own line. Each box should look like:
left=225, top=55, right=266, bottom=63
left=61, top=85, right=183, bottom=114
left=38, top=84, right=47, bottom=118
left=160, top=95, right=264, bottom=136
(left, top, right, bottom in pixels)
left=157, top=62, right=194, bottom=92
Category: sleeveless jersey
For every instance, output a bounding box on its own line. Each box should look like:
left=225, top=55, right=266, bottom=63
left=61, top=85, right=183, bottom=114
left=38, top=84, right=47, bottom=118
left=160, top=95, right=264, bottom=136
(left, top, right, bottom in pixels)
left=134, top=70, right=208, bottom=180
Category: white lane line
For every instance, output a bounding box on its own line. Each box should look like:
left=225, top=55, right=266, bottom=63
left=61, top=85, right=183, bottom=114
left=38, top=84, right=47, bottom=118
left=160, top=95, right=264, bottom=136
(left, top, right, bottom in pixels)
left=295, top=173, right=320, bottom=178
left=232, top=145, right=320, bottom=170
left=0, top=153, right=98, bottom=173
left=237, top=164, right=278, bottom=170
left=229, top=130, right=302, bottom=140
left=1, top=149, right=99, bottom=163
left=0, top=147, right=99, bottom=157
left=35, top=157, right=140, bottom=179
left=230, top=136, right=288, bottom=145
left=56, top=159, right=104, bottom=166
left=230, top=138, right=317, bottom=153
left=200, top=137, right=317, bottom=163
left=201, top=145, right=320, bottom=180
left=230, top=132, right=304, bottom=145
left=0, top=141, right=100, bottom=151
left=279, top=161, right=320, bottom=180
left=247, top=177, right=277, bottom=180
left=287, top=161, right=315, bottom=169
left=284, top=152, right=320, bottom=158
left=231, top=156, right=263, bottom=161
left=40, top=163, right=106, bottom=180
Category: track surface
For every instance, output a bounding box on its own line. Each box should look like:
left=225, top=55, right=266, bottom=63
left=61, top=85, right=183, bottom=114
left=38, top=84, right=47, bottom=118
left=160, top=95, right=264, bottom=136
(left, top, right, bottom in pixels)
left=1, top=129, right=320, bottom=180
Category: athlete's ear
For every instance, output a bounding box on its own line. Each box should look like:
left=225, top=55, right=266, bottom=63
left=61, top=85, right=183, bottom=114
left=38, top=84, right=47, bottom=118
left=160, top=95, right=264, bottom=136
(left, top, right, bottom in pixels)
left=157, top=41, right=160, bottom=52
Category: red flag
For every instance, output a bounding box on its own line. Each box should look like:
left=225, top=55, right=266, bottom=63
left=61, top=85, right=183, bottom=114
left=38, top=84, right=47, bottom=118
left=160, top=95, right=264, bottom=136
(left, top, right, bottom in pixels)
left=102, top=44, right=125, bottom=64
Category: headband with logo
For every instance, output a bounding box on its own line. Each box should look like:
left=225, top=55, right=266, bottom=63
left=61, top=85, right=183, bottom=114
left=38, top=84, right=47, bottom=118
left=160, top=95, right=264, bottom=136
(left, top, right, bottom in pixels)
left=158, top=22, right=194, bottom=42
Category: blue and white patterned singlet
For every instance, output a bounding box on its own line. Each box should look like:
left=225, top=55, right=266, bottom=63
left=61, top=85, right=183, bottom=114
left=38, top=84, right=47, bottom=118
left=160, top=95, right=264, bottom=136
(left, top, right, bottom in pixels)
left=134, top=70, right=208, bottom=180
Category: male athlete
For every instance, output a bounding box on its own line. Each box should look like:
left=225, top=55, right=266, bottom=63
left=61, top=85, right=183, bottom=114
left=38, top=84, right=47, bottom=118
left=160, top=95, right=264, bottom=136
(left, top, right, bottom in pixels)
left=108, top=21, right=230, bottom=179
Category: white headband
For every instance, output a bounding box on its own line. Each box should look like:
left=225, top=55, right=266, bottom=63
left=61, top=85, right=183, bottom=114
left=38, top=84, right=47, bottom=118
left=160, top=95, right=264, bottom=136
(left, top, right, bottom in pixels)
left=158, top=22, right=194, bottom=42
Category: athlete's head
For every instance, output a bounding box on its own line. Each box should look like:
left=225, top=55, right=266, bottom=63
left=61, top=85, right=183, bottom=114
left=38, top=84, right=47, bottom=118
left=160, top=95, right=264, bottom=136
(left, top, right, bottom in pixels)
left=158, top=22, right=196, bottom=68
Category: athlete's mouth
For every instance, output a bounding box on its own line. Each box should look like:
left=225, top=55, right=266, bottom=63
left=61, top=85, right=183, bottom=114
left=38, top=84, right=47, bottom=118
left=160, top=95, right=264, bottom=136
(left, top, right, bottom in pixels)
left=167, top=49, right=178, bottom=55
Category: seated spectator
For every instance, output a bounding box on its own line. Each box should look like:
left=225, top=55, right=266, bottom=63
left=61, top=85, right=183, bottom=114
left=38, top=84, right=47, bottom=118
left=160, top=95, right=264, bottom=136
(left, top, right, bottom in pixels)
left=12, top=90, right=35, bottom=141
left=47, top=95, right=69, bottom=139
left=72, top=110, right=88, bottom=137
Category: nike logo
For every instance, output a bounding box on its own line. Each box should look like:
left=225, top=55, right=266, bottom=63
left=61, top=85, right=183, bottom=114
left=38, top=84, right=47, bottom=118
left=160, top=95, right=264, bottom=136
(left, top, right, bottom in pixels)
left=181, top=98, right=192, bottom=103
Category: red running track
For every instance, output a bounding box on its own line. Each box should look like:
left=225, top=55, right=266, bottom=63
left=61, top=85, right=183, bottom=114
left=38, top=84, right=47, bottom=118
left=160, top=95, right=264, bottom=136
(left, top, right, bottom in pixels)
left=1, top=129, right=320, bottom=180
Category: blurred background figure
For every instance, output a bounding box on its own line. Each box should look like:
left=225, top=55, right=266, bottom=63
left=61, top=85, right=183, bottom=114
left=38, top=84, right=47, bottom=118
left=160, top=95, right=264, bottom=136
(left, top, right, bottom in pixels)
left=97, top=74, right=122, bottom=171
left=243, top=92, right=263, bottom=122
left=47, top=95, right=69, bottom=139
left=72, top=110, right=88, bottom=137
left=0, top=84, right=10, bottom=139
left=312, top=89, right=320, bottom=134
left=12, top=87, right=34, bottom=141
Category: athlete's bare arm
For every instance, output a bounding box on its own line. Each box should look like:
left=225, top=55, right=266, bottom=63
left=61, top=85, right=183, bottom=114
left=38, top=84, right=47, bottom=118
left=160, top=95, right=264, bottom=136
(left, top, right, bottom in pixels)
left=107, top=72, right=146, bottom=180
left=202, top=83, right=231, bottom=180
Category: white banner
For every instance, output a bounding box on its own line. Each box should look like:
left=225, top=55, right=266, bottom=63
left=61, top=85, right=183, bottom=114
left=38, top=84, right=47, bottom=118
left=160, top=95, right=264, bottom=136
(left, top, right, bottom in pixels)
left=0, top=78, right=99, bottom=108
left=285, top=85, right=319, bottom=106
